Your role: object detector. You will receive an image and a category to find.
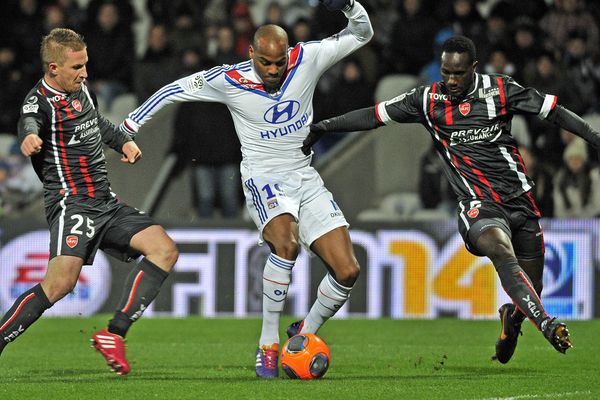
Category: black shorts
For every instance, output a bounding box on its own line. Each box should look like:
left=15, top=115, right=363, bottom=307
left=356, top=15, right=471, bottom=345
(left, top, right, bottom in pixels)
left=47, top=195, right=156, bottom=265
left=456, top=192, right=544, bottom=259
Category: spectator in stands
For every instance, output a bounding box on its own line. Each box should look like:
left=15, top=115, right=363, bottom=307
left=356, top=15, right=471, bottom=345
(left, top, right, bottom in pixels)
left=230, top=2, right=255, bottom=60
left=0, top=43, right=27, bottom=134
left=42, top=5, right=68, bottom=33
left=477, top=7, right=510, bottom=63
left=483, top=47, right=515, bottom=76
left=12, top=0, right=44, bottom=84
left=84, top=2, right=135, bottom=111
left=290, top=18, right=314, bottom=46
left=134, top=24, right=177, bottom=104
left=55, top=0, right=86, bottom=30
left=314, top=58, right=374, bottom=157
left=553, top=138, right=600, bottom=218
left=523, top=51, right=579, bottom=166
left=508, top=18, right=542, bottom=82
left=519, top=146, right=554, bottom=217
left=169, top=6, right=205, bottom=56
left=384, top=0, right=437, bottom=76
left=214, top=24, right=243, bottom=65
left=561, top=30, right=600, bottom=115
left=170, top=55, right=242, bottom=218
left=539, top=0, right=599, bottom=59
left=449, top=0, right=485, bottom=45
left=420, top=28, right=454, bottom=85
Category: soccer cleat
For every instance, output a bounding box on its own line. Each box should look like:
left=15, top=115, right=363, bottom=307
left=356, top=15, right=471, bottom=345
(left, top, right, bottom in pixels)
left=91, top=329, right=131, bottom=375
left=255, top=343, right=279, bottom=379
left=286, top=320, right=304, bottom=338
left=494, top=303, right=522, bottom=364
left=542, top=318, right=572, bottom=354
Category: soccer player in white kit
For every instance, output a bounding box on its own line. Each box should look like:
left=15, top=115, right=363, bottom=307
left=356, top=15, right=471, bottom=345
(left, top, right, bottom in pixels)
left=120, top=0, right=372, bottom=378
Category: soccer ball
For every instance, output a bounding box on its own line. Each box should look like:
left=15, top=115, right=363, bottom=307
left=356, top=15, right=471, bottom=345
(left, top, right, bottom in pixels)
left=281, top=333, right=330, bottom=380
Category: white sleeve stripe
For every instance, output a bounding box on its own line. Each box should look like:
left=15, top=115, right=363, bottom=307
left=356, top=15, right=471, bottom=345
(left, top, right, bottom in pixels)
left=376, top=102, right=392, bottom=124
left=538, top=94, right=557, bottom=119
left=132, top=86, right=184, bottom=123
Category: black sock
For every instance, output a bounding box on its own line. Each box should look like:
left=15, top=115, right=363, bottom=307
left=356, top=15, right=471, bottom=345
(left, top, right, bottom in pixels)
left=0, top=284, right=52, bottom=352
left=108, top=258, right=169, bottom=337
left=495, top=257, right=548, bottom=329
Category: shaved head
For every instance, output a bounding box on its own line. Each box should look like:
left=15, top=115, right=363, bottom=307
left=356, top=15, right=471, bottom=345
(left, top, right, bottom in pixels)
left=252, top=24, right=288, bottom=51
left=249, top=24, right=289, bottom=93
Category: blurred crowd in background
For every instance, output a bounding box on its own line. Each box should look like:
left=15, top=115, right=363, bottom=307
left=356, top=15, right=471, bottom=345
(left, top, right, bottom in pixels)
left=1, top=0, right=600, bottom=219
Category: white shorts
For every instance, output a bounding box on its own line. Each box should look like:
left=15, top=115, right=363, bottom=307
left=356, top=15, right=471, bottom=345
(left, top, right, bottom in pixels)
left=242, top=166, right=348, bottom=248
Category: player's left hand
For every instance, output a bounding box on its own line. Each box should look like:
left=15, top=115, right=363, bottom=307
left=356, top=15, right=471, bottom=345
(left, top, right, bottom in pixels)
left=301, top=122, right=327, bottom=155
left=121, top=141, right=142, bottom=164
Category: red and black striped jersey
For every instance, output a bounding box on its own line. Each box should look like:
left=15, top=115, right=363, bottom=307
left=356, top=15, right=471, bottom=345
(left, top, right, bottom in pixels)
left=17, top=79, right=132, bottom=203
left=375, top=73, right=557, bottom=203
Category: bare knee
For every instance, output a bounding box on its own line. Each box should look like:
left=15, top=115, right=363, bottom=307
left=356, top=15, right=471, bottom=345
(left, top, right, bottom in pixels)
left=270, top=240, right=300, bottom=260
left=487, top=242, right=514, bottom=265
left=333, top=260, right=360, bottom=287
left=145, top=239, right=179, bottom=272
left=41, top=277, right=78, bottom=303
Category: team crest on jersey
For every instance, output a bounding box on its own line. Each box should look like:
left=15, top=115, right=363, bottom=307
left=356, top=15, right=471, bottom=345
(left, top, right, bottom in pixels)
left=267, top=199, right=279, bottom=209
left=459, top=102, right=471, bottom=116
left=66, top=235, right=79, bottom=248
left=72, top=99, right=82, bottom=112
left=467, top=208, right=479, bottom=218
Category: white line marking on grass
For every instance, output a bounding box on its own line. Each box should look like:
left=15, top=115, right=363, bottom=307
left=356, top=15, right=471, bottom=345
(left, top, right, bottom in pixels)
left=477, top=391, right=592, bottom=400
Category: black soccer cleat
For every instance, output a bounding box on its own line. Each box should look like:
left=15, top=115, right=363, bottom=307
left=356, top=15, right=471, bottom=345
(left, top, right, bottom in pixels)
left=494, top=303, right=522, bottom=364
left=542, top=318, right=572, bottom=354
left=286, top=320, right=304, bottom=338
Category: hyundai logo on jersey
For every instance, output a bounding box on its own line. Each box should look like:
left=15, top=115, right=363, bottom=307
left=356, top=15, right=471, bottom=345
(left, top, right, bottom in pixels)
left=263, top=100, right=300, bottom=124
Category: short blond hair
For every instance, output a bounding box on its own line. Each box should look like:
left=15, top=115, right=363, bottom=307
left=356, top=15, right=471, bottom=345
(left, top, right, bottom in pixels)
left=40, top=28, right=86, bottom=72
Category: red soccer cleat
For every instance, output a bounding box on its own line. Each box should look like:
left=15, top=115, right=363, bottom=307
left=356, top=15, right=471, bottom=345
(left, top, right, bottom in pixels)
left=91, top=329, right=131, bottom=375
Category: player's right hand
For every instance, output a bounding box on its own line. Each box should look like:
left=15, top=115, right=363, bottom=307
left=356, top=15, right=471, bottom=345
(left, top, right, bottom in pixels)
left=20, top=134, right=43, bottom=157
left=301, top=123, right=327, bottom=155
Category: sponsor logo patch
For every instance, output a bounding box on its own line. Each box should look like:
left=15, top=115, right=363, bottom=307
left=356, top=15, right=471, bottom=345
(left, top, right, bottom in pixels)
left=459, top=102, right=471, bottom=116
left=66, top=235, right=78, bottom=248
left=72, top=99, right=82, bottom=112
left=467, top=208, right=479, bottom=218
left=22, top=104, right=39, bottom=113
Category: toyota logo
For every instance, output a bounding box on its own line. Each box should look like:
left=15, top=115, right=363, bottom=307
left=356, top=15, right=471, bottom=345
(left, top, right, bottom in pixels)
left=263, top=100, right=300, bottom=124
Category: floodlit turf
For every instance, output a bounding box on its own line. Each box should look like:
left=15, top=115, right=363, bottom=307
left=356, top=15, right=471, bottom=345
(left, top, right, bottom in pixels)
left=0, top=317, right=597, bottom=400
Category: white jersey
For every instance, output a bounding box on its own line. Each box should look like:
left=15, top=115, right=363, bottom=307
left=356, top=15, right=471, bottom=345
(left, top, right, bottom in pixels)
left=122, top=2, right=372, bottom=174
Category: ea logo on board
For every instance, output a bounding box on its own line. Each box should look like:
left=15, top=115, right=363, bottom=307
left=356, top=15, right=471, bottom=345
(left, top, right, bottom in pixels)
left=263, top=100, right=300, bottom=124
left=0, top=231, right=111, bottom=316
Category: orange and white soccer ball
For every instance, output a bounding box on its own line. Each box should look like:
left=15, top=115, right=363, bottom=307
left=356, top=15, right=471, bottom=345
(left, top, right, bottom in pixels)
left=280, top=333, right=330, bottom=379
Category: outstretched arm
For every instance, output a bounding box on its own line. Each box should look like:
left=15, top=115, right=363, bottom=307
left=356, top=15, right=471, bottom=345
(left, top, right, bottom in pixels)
left=545, top=105, right=600, bottom=148
left=302, top=106, right=383, bottom=155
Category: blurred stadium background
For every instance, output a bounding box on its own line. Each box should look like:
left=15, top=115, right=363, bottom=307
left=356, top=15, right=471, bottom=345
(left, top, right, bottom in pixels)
left=1, top=0, right=599, bottom=325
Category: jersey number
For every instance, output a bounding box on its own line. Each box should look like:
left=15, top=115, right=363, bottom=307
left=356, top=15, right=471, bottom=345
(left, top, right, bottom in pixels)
left=71, top=214, right=95, bottom=238
left=262, top=183, right=284, bottom=199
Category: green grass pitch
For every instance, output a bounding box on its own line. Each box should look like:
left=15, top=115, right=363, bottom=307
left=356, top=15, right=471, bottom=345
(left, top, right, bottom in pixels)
left=0, top=317, right=597, bottom=400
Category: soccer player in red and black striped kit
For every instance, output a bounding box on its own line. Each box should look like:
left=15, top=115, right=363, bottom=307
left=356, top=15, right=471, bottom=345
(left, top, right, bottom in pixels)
left=302, top=36, right=593, bottom=362
left=0, top=28, right=179, bottom=375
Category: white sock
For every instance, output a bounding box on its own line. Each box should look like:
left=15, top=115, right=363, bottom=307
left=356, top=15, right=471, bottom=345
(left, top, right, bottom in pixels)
left=302, top=274, right=352, bottom=334
left=259, top=253, right=294, bottom=347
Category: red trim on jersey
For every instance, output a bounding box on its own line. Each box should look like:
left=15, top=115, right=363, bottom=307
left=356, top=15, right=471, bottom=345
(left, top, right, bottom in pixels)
left=429, top=83, right=437, bottom=120
left=79, top=156, right=95, bottom=198
left=450, top=151, right=483, bottom=199
left=462, top=155, right=502, bottom=202
left=444, top=100, right=453, bottom=125
left=550, top=95, right=557, bottom=110
left=0, top=293, right=36, bottom=331
left=225, top=70, right=265, bottom=91
left=121, top=271, right=145, bottom=313
left=497, top=77, right=507, bottom=115
left=511, top=147, right=528, bottom=175
left=374, top=102, right=384, bottom=123
left=55, top=104, right=78, bottom=195
left=525, top=190, right=542, bottom=217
